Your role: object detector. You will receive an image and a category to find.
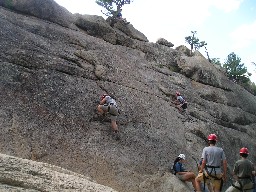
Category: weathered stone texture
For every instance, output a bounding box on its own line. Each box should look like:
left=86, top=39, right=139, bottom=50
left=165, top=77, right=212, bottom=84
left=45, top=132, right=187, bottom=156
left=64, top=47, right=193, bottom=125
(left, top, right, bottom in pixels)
left=156, top=38, right=174, bottom=47
left=0, top=153, right=117, bottom=191
left=0, top=0, right=256, bottom=192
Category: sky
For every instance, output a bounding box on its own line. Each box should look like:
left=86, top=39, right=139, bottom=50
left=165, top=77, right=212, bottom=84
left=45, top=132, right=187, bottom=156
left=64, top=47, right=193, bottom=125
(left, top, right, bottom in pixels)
left=54, top=0, right=256, bottom=83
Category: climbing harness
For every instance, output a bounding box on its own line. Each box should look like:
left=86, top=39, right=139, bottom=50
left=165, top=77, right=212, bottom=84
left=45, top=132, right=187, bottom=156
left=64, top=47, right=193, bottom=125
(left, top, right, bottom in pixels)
left=202, top=165, right=223, bottom=191
left=231, top=176, right=254, bottom=192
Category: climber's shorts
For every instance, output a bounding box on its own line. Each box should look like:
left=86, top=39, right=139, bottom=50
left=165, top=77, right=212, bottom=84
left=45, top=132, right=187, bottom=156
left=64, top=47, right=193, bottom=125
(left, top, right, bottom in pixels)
left=196, top=172, right=223, bottom=191
left=181, top=102, right=187, bottom=109
left=100, top=104, right=118, bottom=121
left=225, top=181, right=254, bottom=192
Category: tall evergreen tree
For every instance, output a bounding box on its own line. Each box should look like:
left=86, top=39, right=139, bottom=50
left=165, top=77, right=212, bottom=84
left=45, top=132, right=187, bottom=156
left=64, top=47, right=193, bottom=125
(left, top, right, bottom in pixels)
left=223, top=52, right=250, bottom=83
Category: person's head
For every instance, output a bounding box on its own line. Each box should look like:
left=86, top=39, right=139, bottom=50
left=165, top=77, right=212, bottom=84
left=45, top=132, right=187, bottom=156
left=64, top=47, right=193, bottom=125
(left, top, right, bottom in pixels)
left=173, top=154, right=185, bottom=165
left=176, top=91, right=181, bottom=96
left=100, top=93, right=108, bottom=101
left=178, top=154, right=186, bottom=161
left=207, top=134, right=217, bottom=145
left=239, top=147, right=249, bottom=158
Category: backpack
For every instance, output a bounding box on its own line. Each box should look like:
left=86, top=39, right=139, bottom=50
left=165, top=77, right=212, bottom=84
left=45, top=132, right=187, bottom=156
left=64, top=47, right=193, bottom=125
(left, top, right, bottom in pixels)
left=170, top=163, right=182, bottom=175
left=170, top=166, right=176, bottom=175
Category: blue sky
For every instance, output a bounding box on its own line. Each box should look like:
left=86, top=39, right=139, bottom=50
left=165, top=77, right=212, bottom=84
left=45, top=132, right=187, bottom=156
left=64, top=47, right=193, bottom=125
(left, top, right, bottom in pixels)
left=54, top=0, right=256, bottom=83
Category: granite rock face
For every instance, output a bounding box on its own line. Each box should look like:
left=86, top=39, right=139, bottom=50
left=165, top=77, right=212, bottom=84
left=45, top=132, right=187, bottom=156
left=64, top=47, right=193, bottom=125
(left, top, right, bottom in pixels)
left=0, top=153, right=117, bottom=191
left=156, top=38, right=174, bottom=47
left=0, top=0, right=76, bottom=29
left=0, top=1, right=255, bottom=192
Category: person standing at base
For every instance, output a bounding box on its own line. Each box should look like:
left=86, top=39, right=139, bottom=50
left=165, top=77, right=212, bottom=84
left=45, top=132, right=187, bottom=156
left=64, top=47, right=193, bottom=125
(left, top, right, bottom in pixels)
left=97, top=93, right=120, bottom=140
left=225, top=147, right=255, bottom=192
left=195, top=134, right=227, bottom=192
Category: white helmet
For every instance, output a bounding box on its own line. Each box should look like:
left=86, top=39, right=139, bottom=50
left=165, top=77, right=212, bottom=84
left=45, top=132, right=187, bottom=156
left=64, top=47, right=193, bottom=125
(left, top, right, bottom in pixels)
left=178, top=154, right=185, bottom=160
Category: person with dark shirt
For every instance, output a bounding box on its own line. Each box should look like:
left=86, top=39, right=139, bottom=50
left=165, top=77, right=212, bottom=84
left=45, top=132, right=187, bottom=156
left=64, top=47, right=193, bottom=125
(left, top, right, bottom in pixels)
left=226, top=147, right=255, bottom=192
left=173, top=154, right=197, bottom=191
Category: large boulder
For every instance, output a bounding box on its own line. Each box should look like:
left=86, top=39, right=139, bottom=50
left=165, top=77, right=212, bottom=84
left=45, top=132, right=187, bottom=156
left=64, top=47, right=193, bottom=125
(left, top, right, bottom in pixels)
left=75, top=14, right=117, bottom=44
left=177, top=55, right=230, bottom=89
left=156, top=38, right=174, bottom=47
left=0, top=153, right=117, bottom=192
left=0, top=0, right=76, bottom=29
left=113, top=20, right=148, bottom=42
left=139, top=172, right=192, bottom=192
left=175, top=45, right=191, bottom=56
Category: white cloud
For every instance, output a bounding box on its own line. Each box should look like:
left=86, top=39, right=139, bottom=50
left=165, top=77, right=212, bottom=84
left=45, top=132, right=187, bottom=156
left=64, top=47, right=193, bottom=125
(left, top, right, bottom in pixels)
left=211, top=0, right=244, bottom=12
left=230, top=20, right=256, bottom=50
left=122, top=0, right=243, bottom=43
left=123, top=0, right=213, bottom=43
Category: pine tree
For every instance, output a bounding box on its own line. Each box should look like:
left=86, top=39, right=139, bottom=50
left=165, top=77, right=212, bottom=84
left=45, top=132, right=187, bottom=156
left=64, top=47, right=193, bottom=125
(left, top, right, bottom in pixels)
left=185, top=31, right=207, bottom=57
left=223, top=52, right=250, bottom=83
left=95, top=0, right=132, bottom=17
left=211, top=58, right=222, bottom=66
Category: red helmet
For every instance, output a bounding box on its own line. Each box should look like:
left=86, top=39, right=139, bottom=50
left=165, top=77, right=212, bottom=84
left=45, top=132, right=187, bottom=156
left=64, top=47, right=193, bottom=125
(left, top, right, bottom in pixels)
left=176, top=91, right=181, bottom=96
left=239, top=147, right=249, bottom=154
left=100, top=94, right=108, bottom=100
left=207, top=134, right=217, bottom=141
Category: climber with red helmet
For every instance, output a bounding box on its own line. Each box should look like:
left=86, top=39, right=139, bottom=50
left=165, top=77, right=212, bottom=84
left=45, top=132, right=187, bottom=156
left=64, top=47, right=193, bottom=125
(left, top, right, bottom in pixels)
left=226, top=147, right=255, bottom=192
left=97, top=93, right=120, bottom=140
left=195, top=134, right=227, bottom=192
left=171, top=91, right=188, bottom=113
